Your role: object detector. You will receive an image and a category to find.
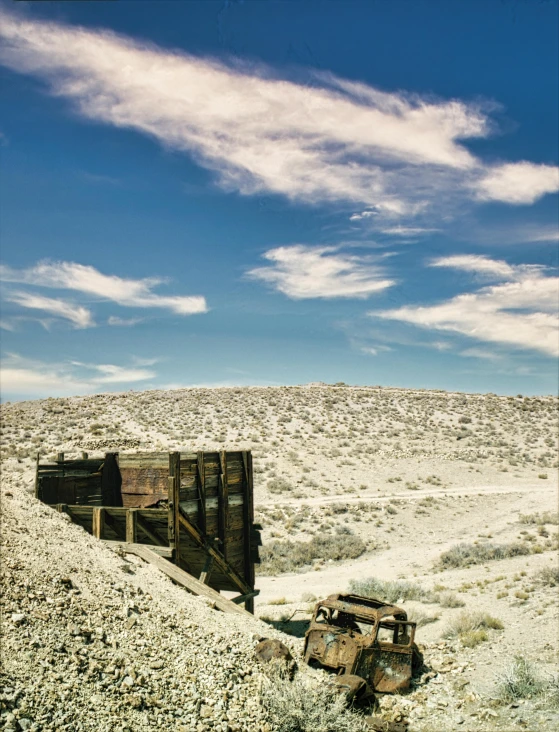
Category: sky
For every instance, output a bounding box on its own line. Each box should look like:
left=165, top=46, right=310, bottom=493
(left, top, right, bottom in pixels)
left=0, top=0, right=558, bottom=401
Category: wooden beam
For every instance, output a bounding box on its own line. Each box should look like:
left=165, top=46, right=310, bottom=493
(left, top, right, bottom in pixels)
left=242, top=450, right=256, bottom=614
left=197, top=452, right=206, bottom=535
left=103, top=540, right=173, bottom=559
left=136, top=513, right=166, bottom=546
left=124, top=544, right=250, bottom=616
left=35, top=453, right=40, bottom=500
left=230, top=589, right=260, bottom=605
left=169, top=451, right=181, bottom=565
left=218, top=451, right=229, bottom=556
left=92, top=507, right=105, bottom=539
left=126, top=509, right=138, bottom=543
left=167, top=476, right=175, bottom=549
left=178, top=511, right=251, bottom=596
left=199, top=554, right=214, bottom=585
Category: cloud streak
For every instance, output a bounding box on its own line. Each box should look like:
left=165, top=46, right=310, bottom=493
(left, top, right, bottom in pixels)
left=5, top=291, right=94, bottom=328
left=0, top=8, right=557, bottom=220
left=248, top=245, right=395, bottom=299
left=0, top=354, right=156, bottom=398
left=0, top=261, right=208, bottom=321
left=371, top=256, right=559, bottom=356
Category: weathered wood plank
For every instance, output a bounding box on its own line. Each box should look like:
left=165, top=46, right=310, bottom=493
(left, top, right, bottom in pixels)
left=125, top=545, right=249, bottom=615
left=137, top=515, right=165, bottom=546
left=197, top=452, right=206, bottom=534
left=126, top=509, right=138, bottom=544
left=231, top=589, right=260, bottom=605
left=103, top=541, right=173, bottom=559
left=178, top=511, right=251, bottom=596
left=92, top=507, right=105, bottom=540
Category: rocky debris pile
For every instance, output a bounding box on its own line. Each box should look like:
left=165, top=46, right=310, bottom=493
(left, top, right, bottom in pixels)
left=0, top=464, right=293, bottom=731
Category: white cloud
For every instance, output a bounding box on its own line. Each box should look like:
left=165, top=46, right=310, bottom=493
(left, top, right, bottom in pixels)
left=107, top=315, right=145, bottom=326
left=0, top=354, right=156, bottom=398
left=0, top=261, right=207, bottom=315
left=381, top=226, right=440, bottom=237
left=429, top=254, right=545, bottom=280
left=476, top=162, right=559, bottom=204
left=72, top=362, right=156, bottom=384
left=0, top=7, right=556, bottom=219
left=460, top=347, right=502, bottom=361
left=361, top=345, right=393, bottom=356
left=5, top=291, right=94, bottom=328
left=247, top=245, right=395, bottom=299
left=372, top=256, right=559, bottom=356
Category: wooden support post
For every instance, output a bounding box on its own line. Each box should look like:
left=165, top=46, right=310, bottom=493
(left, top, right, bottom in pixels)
left=56, top=452, right=64, bottom=463
left=35, top=453, right=40, bottom=499
left=199, top=554, right=214, bottom=585
left=218, top=451, right=229, bottom=557
left=197, top=452, right=206, bottom=534
left=92, top=507, right=105, bottom=540
left=126, top=509, right=138, bottom=544
left=81, top=452, right=88, bottom=459
left=167, top=476, right=175, bottom=549
left=242, top=451, right=256, bottom=614
left=169, top=452, right=181, bottom=567
left=56, top=503, right=68, bottom=514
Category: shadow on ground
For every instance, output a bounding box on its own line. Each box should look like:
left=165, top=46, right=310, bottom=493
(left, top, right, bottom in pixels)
left=263, top=618, right=311, bottom=637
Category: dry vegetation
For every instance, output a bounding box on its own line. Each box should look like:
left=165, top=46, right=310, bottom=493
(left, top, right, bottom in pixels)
left=1, top=383, right=558, bottom=731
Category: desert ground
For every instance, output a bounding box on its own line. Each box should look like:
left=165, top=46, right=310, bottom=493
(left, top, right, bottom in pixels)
left=1, top=384, right=558, bottom=731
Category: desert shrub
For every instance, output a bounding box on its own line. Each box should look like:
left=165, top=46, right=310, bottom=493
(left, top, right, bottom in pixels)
left=537, top=566, right=559, bottom=587
left=435, top=590, right=465, bottom=608
left=461, top=629, right=488, bottom=647
left=519, top=511, right=559, bottom=525
left=348, top=577, right=435, bottom=604
left=443, top=611, right=503, bottom=643
left=260, top=663, right=368, bottom=732
left=437, top=541, right=531, bottom=568
left=406, top=607, right=440, bottom=627
left=267, top=477, right=293, bottom=494
left=259, top=534, right=366, bottom=575
left=496, top=657, right=558, bottom=706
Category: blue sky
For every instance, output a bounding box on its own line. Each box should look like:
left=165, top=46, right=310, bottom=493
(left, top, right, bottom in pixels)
left=0, top=0, right=558, bottom=401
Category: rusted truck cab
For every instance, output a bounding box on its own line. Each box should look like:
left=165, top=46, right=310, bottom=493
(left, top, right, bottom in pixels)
left=303, top=593, right=422, bottom=694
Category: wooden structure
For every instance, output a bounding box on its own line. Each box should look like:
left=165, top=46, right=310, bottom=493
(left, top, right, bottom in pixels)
left=36, top=451, right=261, bottom=613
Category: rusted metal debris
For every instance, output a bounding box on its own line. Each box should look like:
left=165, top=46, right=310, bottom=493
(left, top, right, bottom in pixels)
left=303, top=593, right=423, bottom=696
left=255, top=638, right=293, bottom=665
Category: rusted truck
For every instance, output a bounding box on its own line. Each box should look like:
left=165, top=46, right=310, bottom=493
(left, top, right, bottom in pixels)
left=303, top=593, right=423, bottom=698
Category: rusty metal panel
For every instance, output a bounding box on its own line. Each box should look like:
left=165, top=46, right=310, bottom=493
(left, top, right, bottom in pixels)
left=303, top=593, right=419, bottom=695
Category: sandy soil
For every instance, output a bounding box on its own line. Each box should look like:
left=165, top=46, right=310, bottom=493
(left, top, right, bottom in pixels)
left=1, top=384, right=557, bottom=731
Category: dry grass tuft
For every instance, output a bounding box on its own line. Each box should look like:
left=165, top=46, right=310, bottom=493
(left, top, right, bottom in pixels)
left=260, top=662, right=368, bottom=731
left=443, top=610, right=503, bottom=646
left=259, top=534, right=366, bottom=575
left=437, top=541, right=531, bottom=568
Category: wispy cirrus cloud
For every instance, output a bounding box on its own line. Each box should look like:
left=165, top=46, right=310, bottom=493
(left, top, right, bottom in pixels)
left=0, top=260, right=208, bottom=327
left=0, top=353, right=157, bottom=398
left=247, top=245, right=395, bottom=299
left=0, top=7, right=557, bottom=222
left=5, top=291, right=94, bottom=328
left=0, top=261, right=207, bottom=314
left=371, top=255, right=559, bottom=356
